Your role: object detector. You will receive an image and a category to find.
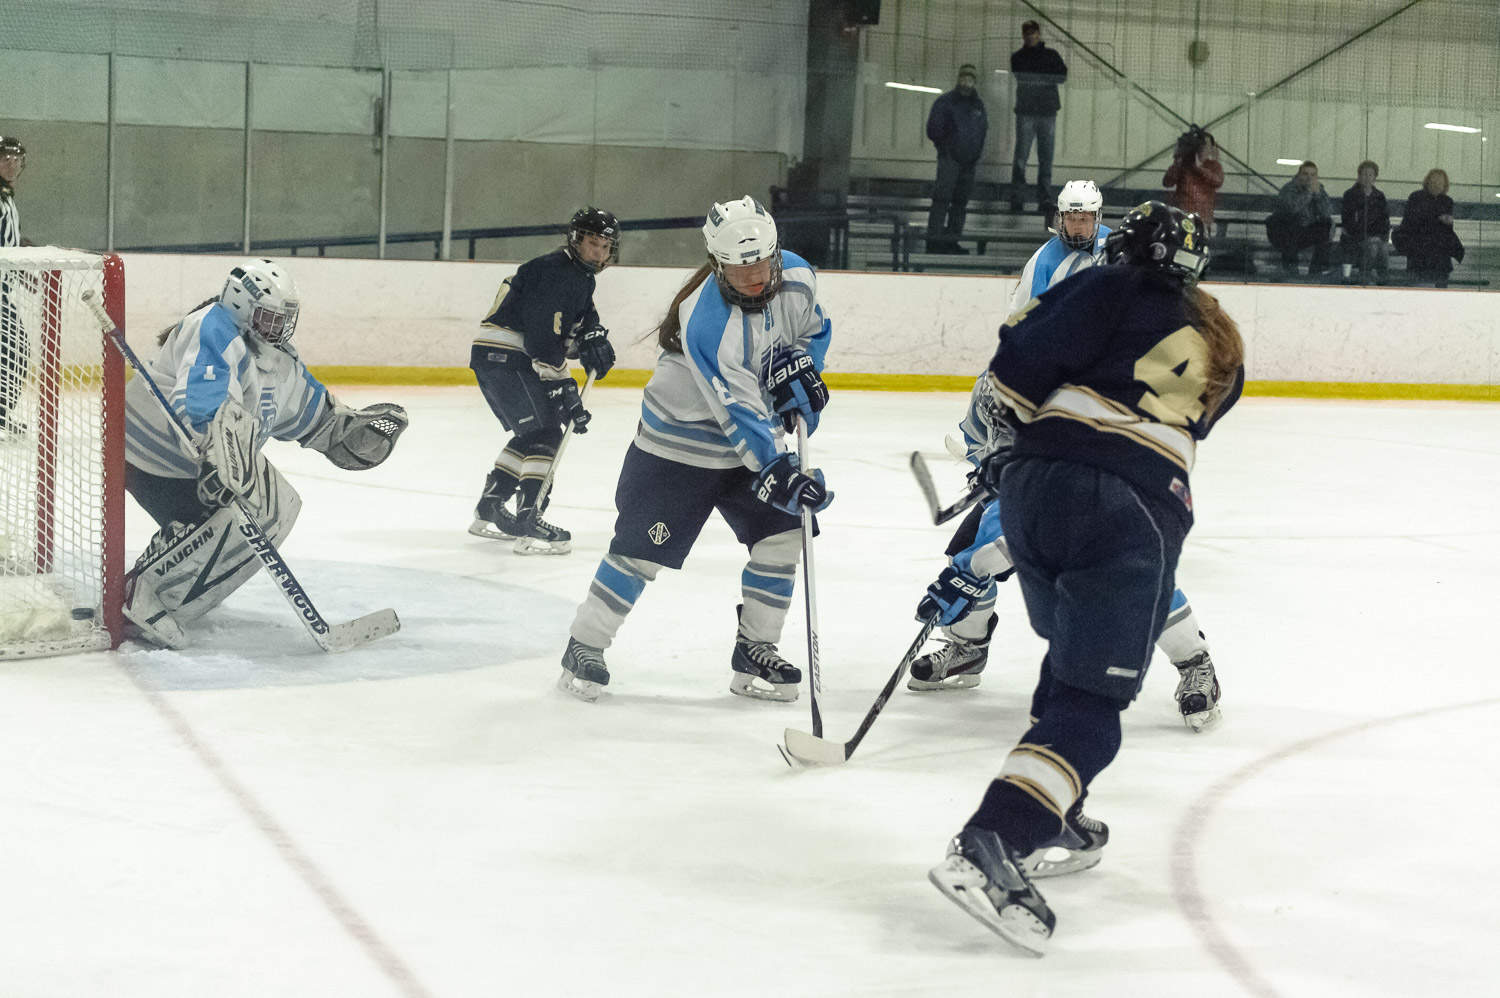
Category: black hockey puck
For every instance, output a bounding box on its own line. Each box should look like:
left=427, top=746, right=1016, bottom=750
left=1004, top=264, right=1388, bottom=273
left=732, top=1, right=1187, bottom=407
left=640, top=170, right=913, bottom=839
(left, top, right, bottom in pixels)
left=71, top=607, right=95, bottom=620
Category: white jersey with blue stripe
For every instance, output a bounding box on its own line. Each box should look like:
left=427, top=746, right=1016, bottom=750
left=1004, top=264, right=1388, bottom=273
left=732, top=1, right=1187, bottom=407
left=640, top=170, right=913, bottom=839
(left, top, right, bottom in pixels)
left=1007, top=224, right=1112, bottom=315
left=634, top=251, right=832, bottom=472
left=124, top=302, right=329, bottom=478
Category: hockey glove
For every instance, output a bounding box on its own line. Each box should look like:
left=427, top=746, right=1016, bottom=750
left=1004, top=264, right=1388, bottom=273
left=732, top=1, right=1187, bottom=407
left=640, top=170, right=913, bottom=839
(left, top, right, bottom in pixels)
left=917, top=565, right=988, bottom=626
left=301, top=399, right=409, bottom=471
left=753, top=452, right=832, bottom=515
left=545, top=377, right=591, bottom=434
left=196, top=399, right=258, bottom=508
left=766, top=348, right=829, bottom=433
left=972, top=439, right=1015, bottom=498
left=577, top=325, right=615, bottom=380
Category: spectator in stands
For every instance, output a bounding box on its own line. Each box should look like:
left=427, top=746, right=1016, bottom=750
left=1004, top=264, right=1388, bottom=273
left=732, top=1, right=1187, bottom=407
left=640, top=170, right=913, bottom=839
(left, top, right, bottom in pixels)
left=1265, top=160, right=1333, bottom=278
left=1, top=135, right=28, bottom=434
left=1339, top=160, right=1390, bottom=285
left=1163, top=125, right=1223, bottom=232
left=925, top=64, right=988, bottom=254
left=1009, top=20, right=1067, bottom=214
left=1392, top=168, right=1464, bottom=289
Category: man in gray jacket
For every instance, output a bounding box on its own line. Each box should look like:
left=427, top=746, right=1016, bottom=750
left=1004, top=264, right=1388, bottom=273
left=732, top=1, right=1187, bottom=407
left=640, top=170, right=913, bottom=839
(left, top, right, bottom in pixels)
left=925, top=64, right=988, bottom=254
left=1265, top=160, right=1334, bottom=277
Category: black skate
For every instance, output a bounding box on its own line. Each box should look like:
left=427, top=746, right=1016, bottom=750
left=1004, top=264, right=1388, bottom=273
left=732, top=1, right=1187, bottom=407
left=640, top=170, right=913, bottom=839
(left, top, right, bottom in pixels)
left=559, top=637, right=609, bottom=702
left=1020, top=800, right=1109, bottom=879
left=908, top=615, right=996, bottom=691
left=468, top=494, right=521, bottom=540
left=1174, top=651, right=1222, bottom=731
left=730, top=605, right=801, bottom=702
left=512, top=505, right=572, bottom=556
left=928, top=825, right=1055, bottom=956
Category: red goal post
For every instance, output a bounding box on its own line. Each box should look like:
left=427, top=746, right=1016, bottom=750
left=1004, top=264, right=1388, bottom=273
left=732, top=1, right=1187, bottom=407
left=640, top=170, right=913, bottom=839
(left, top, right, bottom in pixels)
left=0, top=248, right=125, bottom=659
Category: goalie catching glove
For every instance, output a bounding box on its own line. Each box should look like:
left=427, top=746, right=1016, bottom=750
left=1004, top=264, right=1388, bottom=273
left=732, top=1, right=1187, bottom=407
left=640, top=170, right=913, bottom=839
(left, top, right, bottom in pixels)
left=301, top=398, right=409, bottom=470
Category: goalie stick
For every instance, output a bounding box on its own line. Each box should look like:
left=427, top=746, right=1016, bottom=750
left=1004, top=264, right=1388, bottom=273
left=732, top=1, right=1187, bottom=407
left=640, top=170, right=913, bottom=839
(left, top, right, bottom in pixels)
left=909, top=451, right=986, bottom=526
left=83, top=291, right=400, bottom=653
left=778, top=615, right=938, bottom=767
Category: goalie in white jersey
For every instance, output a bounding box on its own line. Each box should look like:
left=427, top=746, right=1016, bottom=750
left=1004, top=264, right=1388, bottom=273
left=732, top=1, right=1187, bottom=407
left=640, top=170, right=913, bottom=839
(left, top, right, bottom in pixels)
left=121, top=259, right=408, bottom=648
left=558, top=196, right=833, bottom=703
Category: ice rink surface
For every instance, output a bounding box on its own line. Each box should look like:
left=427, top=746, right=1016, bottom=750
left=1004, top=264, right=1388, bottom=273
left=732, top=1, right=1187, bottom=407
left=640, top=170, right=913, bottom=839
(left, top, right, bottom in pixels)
left=2, top=384, right=1498, bottom=997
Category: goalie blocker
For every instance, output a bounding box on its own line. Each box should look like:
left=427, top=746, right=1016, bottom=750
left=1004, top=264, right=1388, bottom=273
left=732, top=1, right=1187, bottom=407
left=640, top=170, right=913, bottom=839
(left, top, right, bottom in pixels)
left=123, top=395, right=407, bottom=648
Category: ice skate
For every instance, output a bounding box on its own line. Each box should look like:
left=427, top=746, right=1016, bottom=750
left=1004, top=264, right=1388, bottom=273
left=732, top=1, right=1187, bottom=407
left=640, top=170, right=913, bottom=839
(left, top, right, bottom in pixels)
left=1174, top=651, right=1221, bottom=731
left=512, top=504, right=572, bottom=556
left=1019, top=801, right=1108, bottom=879
left=729, top=606, right=800, bottom=702
left=559, top=637, right=609, bottom=701
left=929, top=825, right=1055, bottom=956
left=468, top=494, right=521, bottom=540
left=908, top=615, right=995, bottom=691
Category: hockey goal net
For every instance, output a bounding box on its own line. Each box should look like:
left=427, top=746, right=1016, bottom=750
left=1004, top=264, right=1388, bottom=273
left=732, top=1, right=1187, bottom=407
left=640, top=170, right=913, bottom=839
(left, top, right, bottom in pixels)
left=0, top=249, right=124, bottom=659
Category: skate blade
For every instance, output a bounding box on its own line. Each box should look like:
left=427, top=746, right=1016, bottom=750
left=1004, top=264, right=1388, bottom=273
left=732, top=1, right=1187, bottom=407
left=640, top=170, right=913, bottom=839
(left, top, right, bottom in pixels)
left=729, top=673, right=799, bottom=702
left=1183, top=704, right=1222, bottom=732
left=557, top=668, right=601, bottom=702
left=928, top=857, right=1050, bottom=956
left=1021, top=846, right=1103, bottom=879
left=468, top=517, right=515, bottom=540
left=907, top=673, right=982, bottom=692
left=513, top=536, right=572, bottom=556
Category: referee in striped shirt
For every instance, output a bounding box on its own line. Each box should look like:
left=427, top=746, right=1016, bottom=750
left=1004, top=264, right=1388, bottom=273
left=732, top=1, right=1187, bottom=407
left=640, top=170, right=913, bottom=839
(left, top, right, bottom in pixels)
left=1, top=135, right=27, bottom=432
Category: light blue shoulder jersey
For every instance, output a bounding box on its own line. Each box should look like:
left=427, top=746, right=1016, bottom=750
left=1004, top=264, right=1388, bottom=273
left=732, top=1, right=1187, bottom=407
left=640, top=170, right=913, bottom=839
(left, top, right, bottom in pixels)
left=634, top=251, right=832, bottom=471
left=124, top=302, right=329, bottom=478
left=1007, top=224, right=1112, bottom=315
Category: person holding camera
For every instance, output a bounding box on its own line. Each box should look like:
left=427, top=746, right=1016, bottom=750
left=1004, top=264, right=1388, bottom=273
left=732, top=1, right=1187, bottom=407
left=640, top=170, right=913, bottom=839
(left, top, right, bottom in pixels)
left=1163, top=125, right=1223, bottom=232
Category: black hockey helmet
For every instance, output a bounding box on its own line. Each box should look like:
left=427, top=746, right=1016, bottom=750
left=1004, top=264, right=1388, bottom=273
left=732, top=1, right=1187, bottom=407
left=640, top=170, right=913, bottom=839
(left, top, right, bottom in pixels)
left=566, top=206, right=621, bottom=272
left=0, top=135, right=24, bottom=166
left=1103, top=200, right=1208, bottom=281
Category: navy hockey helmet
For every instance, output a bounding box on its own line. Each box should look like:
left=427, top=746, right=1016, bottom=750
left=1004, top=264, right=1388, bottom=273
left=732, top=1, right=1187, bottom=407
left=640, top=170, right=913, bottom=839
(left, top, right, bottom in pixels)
left=567, top=206, right=621, bottom=272
left=1103, top=200, right=1208, bottom=281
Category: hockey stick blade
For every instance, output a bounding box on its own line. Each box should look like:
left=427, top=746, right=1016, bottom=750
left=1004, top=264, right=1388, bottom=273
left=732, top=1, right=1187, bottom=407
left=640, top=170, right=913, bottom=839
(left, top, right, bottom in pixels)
left=779, top=617, right=939, bottom=767
left=85, top=290, right=402, bottom=654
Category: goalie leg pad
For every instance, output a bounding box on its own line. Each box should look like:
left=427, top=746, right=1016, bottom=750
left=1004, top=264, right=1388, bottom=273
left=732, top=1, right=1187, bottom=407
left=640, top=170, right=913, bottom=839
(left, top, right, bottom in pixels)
left=127, top=457, right=301, bottom=634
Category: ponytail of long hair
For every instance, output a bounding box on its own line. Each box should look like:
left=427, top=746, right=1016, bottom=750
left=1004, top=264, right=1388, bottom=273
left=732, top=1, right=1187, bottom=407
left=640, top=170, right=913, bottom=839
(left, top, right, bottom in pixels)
left=158, top=296, right=221, bottom=345
left=652, top=262, right=714, bottom=354
left=1184, top=285, right=1244, bottom=421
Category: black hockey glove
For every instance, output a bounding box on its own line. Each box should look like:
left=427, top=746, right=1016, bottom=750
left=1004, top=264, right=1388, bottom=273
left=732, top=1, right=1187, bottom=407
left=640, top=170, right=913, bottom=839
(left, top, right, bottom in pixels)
left=766, top=348, right=829, bottom=433
left=917, top=565, right=988, bottom=626
left=545, top=378, right=591, bottom=434
left=577, top=325, right=615, bottom=380
left=753, top=452, right=832, bottom=515
left=972, top=439, right=1015, bottom=498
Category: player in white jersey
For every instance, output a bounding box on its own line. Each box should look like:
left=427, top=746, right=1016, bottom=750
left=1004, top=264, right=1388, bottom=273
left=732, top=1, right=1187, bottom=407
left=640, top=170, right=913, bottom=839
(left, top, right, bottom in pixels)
left=912, top=181, right=1223, bottom=731
left=1007, top=179, right=1110, bottom=315
left=121, top=259, right=408, bottom=648
left=558, top=196, right=833, bottom=703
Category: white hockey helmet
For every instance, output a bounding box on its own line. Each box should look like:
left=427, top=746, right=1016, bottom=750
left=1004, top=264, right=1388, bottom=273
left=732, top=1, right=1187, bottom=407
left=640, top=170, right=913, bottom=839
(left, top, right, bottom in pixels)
left=1054, top=179, right=1104, bottom=251
left=219, top=258, right=301, bottom=346
left=702, top=195, right=782, bottom=308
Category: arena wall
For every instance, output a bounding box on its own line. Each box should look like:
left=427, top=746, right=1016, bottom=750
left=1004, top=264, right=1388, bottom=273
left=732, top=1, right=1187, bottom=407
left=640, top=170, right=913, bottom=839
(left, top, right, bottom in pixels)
left=117, top=253, right=1500, bottom=394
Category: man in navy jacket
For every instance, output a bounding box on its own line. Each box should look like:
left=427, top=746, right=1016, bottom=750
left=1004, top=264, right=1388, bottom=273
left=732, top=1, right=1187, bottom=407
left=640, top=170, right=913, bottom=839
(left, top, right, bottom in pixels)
left=925, top=65, right=988, bottom=253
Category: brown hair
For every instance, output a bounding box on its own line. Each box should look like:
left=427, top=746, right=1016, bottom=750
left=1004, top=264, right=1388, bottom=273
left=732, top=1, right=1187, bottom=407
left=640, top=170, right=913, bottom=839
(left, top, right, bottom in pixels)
left=1423, top=168, right=1449, bottom=195
left=653, top=262, right=714, bottom=354
left=1357, top=159, right=1379, bottom=177
left=157, top=296, right=220, bottom=345
left=1185, top=286, right=1245, bottom=422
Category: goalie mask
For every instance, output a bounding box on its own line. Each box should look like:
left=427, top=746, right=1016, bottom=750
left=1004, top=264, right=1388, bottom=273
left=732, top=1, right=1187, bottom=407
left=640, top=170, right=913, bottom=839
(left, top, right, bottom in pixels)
left=1053, top=179, right=1103, bottom=251
left=219, top=259, right=301, bottom=346
left=703, top=195, right=782, bottom=310
left=567, top=207, right=621, bottom=273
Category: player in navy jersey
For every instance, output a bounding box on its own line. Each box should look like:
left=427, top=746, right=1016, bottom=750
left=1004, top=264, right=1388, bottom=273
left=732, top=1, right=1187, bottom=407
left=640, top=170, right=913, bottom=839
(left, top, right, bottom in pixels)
left=557, top=196, right=833, bottom=704
left=468, top=207, right=620, bottom=554
left=926, top=202, right=1244, bottom=954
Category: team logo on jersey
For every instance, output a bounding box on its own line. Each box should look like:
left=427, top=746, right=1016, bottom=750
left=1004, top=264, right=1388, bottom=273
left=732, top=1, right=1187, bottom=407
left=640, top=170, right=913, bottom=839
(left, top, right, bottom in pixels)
left=648, top=522, right=671, bottom=545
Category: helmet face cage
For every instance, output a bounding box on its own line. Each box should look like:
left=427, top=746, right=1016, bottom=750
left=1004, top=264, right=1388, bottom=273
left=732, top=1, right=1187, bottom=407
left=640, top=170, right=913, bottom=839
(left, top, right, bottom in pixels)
left=250, top=301, right=299, bottom=345
left=221, top=260, right=301, bottom=346
left=567, top=207, right=621, bottom=272
left=1104, top=201, right=1208, bottom=281
left=703, top=196, right=783, bottom=309
left=1054, top=180, right=1103, bottom=251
